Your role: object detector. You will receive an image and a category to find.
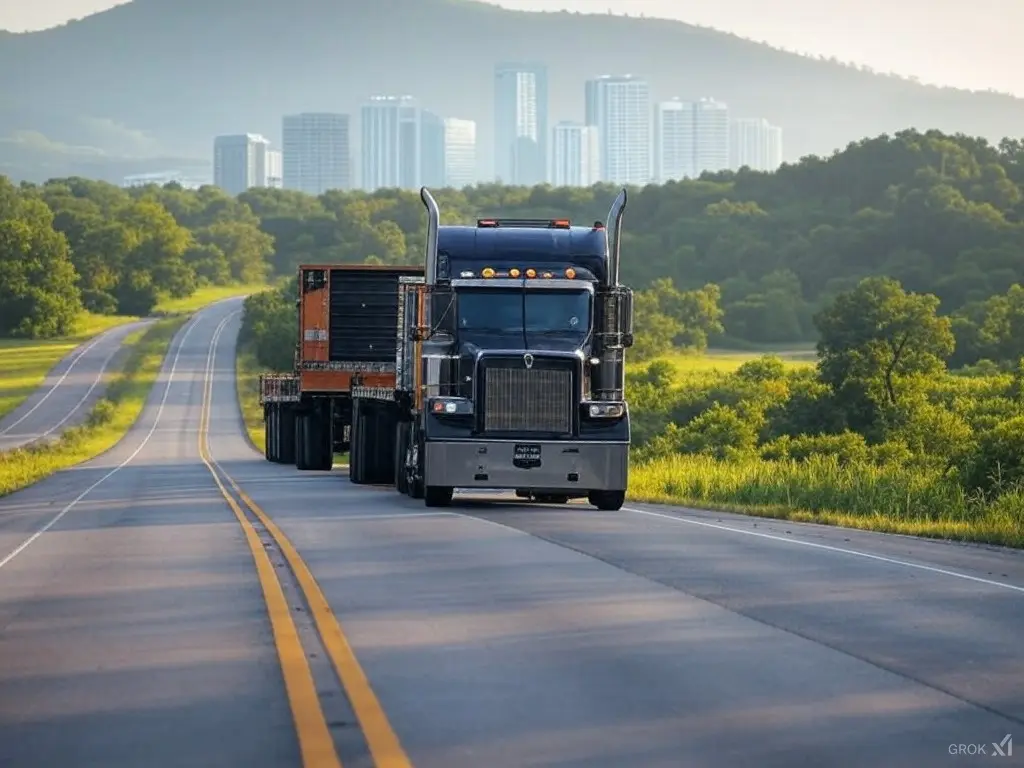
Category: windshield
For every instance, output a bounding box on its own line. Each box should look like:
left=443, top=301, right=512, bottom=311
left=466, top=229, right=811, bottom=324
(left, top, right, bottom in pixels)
left=457, top=288, right=591, bottom=339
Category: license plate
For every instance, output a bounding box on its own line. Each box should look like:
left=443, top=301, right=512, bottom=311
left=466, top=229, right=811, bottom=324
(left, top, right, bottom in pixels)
left=513, top=443, right=541, bottom=468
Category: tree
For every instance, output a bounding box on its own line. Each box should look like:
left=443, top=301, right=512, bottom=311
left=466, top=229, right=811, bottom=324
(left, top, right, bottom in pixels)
left=0, top=193, right=82, bottom=337
left=814, top=276, right=954, bottom=409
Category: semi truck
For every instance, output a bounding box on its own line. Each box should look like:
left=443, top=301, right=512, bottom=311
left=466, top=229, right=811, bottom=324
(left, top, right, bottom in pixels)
left=259, top=186, right=635, bottom=510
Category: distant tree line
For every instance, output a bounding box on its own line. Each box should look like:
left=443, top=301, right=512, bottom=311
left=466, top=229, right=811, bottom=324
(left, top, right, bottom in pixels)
left=3, top=128, right=1024, bottom=372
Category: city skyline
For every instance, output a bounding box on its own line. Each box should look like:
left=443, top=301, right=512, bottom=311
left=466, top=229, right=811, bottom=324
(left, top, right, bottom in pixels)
left=195, top=65, right=784, bottom=197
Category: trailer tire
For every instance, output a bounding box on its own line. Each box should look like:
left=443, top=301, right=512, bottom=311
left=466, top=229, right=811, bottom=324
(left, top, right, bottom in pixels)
left=424, top=485, right=453, bottom=507
left=394, top=422, right=409, bottom=494
left=588, top=490, right=626, bottom=511
left=278, top=404, right=296, bottom=465
left=348, top=398, right=367, bottom=484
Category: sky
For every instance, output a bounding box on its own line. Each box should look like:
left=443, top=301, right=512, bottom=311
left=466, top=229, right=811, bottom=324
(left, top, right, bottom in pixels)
left=1, top=0, right=1021, bottom=97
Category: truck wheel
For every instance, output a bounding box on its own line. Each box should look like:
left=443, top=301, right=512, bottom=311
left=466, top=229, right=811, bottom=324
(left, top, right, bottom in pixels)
left=515, top=490, right=531, bottom=499
left=394, top=423, right=409, bottom=494
left=265, top=405, right=277, bottom=462
left=588, top=490, right=625, bottom=511
left=424, top=486, right=453, bottom=507
left=279, top=405, right=296, bottom=465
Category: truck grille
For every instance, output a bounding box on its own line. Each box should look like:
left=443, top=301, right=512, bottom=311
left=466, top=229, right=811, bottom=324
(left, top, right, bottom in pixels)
left=483, top=359, right=574, bottom=434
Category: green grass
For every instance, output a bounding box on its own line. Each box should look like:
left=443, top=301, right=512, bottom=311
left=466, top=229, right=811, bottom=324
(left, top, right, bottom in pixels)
left=649, top=347, right=815, bottom=377
left=629, top=453, right=1024, bottom=549
left=0, top=316, right=189, bottom=497
left=153, top=283, right=268, bottom=316
left=0, top=312, right=142, bottom=421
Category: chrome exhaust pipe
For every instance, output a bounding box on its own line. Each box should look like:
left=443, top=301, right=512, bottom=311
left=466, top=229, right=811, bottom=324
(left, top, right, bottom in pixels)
left=605, top=188, right=627, bottom=286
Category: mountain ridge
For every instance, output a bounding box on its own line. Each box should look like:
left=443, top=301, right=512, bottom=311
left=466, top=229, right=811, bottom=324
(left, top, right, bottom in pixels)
left=2, top=0, right=1023, bottom=183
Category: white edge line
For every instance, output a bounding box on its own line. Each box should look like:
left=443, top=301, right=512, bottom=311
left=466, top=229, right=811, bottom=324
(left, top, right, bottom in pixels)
left=38, top=321, right=153, bottom=439
left=622, top=506, right=1024, bottom=595
left=0, top=332, right=109, bottom=435
left=0, top=313, right=206, bottom=570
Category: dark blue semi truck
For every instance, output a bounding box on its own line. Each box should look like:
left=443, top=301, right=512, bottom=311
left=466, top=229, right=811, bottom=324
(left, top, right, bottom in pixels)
left=345, top=187, right=635, bottom=510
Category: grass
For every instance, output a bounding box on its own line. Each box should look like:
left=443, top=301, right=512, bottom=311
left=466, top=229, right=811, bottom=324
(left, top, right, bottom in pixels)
left=651, top=347, right=815, bottom=377
left=0, top=316, right=189, bottom=497
left=628, top=453, right=1024, bottom=549
left=235, top=347, right=266, bottom=452
left=152, top=282, right=268, bottom=316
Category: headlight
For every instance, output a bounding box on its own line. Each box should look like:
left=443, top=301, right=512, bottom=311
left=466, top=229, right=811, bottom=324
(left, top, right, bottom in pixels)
left=429, top=397, right=474, bottom=416
left=587, top=402, right=625, bottom=418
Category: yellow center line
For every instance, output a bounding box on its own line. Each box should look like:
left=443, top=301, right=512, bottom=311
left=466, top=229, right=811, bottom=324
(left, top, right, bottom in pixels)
left=198, top=312, right=342, bottom=768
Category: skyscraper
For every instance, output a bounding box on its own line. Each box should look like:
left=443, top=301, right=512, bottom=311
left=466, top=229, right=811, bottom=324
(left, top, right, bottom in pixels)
left=493, top=63, right=548, bottom=185
left=443, top=118, right=477, bottom=188
left=654, top=99, right=696, bottom=182
left=585, top=75, right=652, bottom=186
left=551, top=122, right=599, bottom=187
left=420, top=110, right=446, bottom=188
left=266, top=150, right=283, bottom=189
left=767, top=125, right=784, bottom=171
left=361, top=96, right=420, bottom=191
left=212, top=133, right=270, bottom=196
left=282, top=113, right=351, bottom=194
left=693, top=98, right=730, bottom=175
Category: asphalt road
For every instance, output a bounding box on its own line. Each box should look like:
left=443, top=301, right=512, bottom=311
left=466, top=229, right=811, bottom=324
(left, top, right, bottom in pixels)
left=0, top=319, right=155, bottom=452
left=1, top=297, right=1022, bottom=767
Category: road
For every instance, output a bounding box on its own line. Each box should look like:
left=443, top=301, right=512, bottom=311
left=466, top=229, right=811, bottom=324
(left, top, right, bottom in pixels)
left=0, top=319, right=155, bottom=452
left=0, top=297, right=1022, bottom=767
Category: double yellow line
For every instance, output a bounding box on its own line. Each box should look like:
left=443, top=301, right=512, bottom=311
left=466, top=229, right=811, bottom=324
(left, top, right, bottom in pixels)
left=198, top=311, right=413, bottom=768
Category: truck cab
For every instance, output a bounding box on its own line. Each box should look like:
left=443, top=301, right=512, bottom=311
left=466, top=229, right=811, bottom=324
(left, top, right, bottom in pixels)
left=386, top=189, right=635, bottom=509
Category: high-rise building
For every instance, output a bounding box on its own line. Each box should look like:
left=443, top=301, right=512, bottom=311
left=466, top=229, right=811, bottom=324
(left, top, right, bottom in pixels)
left=361, top=96, right=420, bottom=191
left=493, top=63, right=548, bottom=185
left=550, top=122, right=599, bottom=187
left=281, top=113, right=351, bottom=194
left=266, top=150, right=283, bottom=189
left=729, top=118, right=784, bottom=173
left=654, top=99, right=696, bottom=182
left=443, top=118, right=477, bottom=188
left=213, top=133, right=270, bottom=196
left=693, top=98, right=729, bottom=175
left=767, top=124, right=784, bottom=171
left=585, top=75, right=652, bottom=186
left=420, top=110, right=446, bottom=188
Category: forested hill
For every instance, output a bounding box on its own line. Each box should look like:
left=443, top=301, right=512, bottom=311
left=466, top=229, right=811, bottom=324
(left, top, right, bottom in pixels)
left=2, top=0, right=1024, bottom=182
left=2, top=128, right=1024, bottom=370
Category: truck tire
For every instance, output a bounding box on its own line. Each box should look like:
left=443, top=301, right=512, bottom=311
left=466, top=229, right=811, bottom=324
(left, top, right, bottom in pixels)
left=278, top=404, right=296, bottom=465
left=394, top=422, right=409, bottom=494
left=348, top=398, right=367, bottom=484
left=424, top=485, right=453, bottom=507
left=588, top=490, right=625, bottom=511
left=296, top=410, right=332, bottom=472
left=265, top=405, right=277, bottom=462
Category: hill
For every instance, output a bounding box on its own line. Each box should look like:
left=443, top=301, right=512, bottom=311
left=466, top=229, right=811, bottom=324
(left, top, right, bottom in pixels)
left=2, top=0, right=1024, bottom=183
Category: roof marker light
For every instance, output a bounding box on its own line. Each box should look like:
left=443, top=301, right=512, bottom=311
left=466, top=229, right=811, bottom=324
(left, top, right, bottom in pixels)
left=565, top=268, right=576, bottom=279
left=509, top=268, right=521, bottom=278
left=525, top=268, right=537, bottom=278
left=542, top=272, right=553, bottom=278
left=482, top=267, right=495, bottom=278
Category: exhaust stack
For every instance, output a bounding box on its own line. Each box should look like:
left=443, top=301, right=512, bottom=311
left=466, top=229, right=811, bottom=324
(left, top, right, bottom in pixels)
left=420, top=187, right=440, bottom=287
left=605, top=188, right=627, bottom=286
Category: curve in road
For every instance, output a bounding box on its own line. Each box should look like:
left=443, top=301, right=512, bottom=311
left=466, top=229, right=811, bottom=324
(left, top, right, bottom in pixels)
left=0, top=319, right=155, bottom=452
left=0, top=297, right=1022, bottom=767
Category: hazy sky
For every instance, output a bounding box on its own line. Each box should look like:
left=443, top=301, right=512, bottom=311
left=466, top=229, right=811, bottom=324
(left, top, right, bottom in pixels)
left=2, top=0, right=1021, bottom=97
